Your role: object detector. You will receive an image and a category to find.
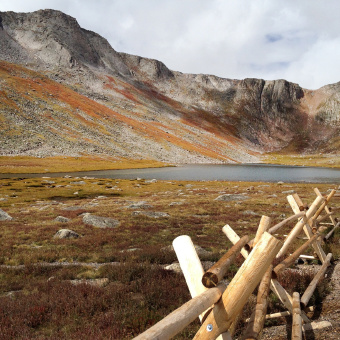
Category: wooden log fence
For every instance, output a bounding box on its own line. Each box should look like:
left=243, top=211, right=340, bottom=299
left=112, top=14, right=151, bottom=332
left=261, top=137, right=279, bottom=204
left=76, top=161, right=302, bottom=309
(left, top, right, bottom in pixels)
left=134, top=187, right=338, bottom=339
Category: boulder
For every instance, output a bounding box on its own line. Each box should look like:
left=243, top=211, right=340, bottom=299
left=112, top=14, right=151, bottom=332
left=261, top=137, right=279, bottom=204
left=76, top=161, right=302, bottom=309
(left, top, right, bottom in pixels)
left=53, top=229, right=79, bottom=239
left=54, top=216, right=70, bottom=223
left=83, top=213, right=120, bottom=228
left=0, top=208, right=12, bottom=221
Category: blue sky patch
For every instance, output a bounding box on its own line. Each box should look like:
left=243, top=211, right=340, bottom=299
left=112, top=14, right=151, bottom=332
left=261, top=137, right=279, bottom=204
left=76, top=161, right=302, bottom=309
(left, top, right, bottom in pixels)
left=265, top=33, right=283, bottom=43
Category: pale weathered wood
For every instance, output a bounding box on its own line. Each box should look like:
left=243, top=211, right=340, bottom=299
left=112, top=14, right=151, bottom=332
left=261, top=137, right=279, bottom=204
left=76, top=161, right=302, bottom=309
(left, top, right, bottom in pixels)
left=241, top=265, right=273, bottom=340
left=277, top=195, right=323, bottom=258
left=273, top=233, right=320, bottom=275
left=133, top=283, right=226, bottom=340
left=222, top=224, right=250, bottom=258
left=301, top=253, right=333, bottom=308
left=245, top=306, right=314, bottom=321
left=253, top=215, right=272, bottom=246
left=292, top=193, right=305, bottom=211
left=172, top=235, right=208, bottom=321
left=270, top=279, right=310, bottom=323
left=193, top=232, right=282, bottom=340
left=325, top=221, right=340, bottom=240
left=202, top=235, right=249, bottom=288
left=284, top=194, right=326, bottom=262
left=268, top=212, right=305, bottom=235
left=316, top=212, right=334, bottom=224
left=292, top=292, right=302, bottom=340
left=299, top=255, right=315, bottom=260
left=312, top=188, right=336, bottom=222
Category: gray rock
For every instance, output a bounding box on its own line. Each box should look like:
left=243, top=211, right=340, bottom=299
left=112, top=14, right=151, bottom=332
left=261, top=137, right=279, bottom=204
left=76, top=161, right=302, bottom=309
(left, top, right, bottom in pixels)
left=0, top=208, right=12, bottom=221
left=61, top=206, right=83, bottom=211
left=71, top=181, right=86, bottom=185
left=132, top=211, right=170, bottom=218
left=169, top=201, right=184, bottom=206
left=242, top=210, right=257, bottom=215
left=53, top=229, right=79, bottom=239
left=282, top=190, right=295, bottom=194
left=127, top=201, right=153, bottom=209
left=54, top=216, right=70, bottom=223
left=164, top=261, right=214, bottom=274
left=215, top=194, right=249, bottom=202
left=145, top=179, right=157, bottom=183
left=83, top=213, right=120, bottom=228
left=70, top=278, right=109, bottom=287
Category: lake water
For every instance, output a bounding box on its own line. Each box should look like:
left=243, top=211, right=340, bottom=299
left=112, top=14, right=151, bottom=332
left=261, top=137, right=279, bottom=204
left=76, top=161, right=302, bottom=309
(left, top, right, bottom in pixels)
left=1, top=164, right=340, bottom=183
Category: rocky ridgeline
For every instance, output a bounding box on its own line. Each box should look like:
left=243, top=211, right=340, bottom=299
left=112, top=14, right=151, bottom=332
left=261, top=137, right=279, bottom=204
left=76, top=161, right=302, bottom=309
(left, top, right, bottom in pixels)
left=0, top=9, right=339, bottom=161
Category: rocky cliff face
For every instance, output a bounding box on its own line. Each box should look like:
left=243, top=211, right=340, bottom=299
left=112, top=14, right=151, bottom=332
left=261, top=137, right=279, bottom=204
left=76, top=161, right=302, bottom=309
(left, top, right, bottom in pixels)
left=0, top=9, right=339, bottom=162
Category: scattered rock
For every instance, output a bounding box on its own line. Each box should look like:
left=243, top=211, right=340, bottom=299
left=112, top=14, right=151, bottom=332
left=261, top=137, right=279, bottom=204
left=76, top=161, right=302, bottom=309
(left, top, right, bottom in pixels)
left=70, top=278, right=109, bottom=287
left=277, top=181, right=285, bottom=185
left=120, top=248, right=141, bottom=253
left=282, top=190, right=295, bottom=194
left=169, top=201, right=184, bottom=206
left=145, top=179, right=157, bottom=183
left=127, top=201, right=153, bottom=209
left=71, top=181, right=86, bottom=185
left=53, top=229, right=79, bottom=239
left=132, top=211, right=170, bottom=218
left=0, top=208, right=13, bottom=221
left=164, top=263, right=181, bottom=273
left=83, top=213, right=120, bottom=228
left=164, top=261, right=214, bottom=274
left=215, top=194, right=249, bottom=202
left=61, top=206, right=83, bottom=211
left=242, top=210, right=257, bottom=215
left=42, top=180, right=55, bottom=184
left=54, top=216, right=70, bottom=223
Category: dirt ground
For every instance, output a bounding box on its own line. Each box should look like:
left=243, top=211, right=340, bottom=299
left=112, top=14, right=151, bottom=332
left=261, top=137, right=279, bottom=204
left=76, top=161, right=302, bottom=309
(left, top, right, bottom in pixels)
left=262, top=259, right=340, bottom=340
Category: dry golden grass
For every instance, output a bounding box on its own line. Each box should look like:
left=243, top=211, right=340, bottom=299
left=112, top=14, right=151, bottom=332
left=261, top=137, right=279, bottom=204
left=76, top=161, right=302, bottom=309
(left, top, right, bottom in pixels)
left=0, top=156, right=168, bottom=173
left=263, top=153, right=340, bottom=168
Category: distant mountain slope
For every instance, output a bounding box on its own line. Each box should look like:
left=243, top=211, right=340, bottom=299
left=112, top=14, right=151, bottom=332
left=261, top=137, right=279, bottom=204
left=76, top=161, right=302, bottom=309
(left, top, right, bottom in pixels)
left=0, top=9, right=339, bottom=162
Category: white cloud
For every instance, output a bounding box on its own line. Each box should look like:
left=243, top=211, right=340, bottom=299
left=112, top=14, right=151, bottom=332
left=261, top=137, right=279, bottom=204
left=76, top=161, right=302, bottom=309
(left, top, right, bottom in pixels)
left=1, top=0, right=340, bottom=89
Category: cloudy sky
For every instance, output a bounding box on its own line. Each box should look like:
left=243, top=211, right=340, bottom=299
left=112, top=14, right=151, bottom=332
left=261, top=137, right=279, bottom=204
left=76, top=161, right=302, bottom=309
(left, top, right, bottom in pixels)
left=1, top=0, right=340, bottom=89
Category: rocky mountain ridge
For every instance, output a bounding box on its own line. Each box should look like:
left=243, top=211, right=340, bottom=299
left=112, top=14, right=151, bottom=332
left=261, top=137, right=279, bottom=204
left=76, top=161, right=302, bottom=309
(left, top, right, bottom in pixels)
left=0, top=9, right=339, bottom=163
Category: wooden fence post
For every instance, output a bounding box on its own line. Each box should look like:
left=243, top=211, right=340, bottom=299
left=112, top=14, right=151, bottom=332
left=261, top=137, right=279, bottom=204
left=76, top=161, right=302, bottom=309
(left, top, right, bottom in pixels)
left=172, top=235, right=208, bottom=321
left=253, top=216, right=272, bottom=246
left=241, top=265, right=273, bottom=340
left=292, top=292, right=302, bottom=340
left=193, top=232, right=282, bottom=340
left=287, top=194, right=326, bottom=263
left=202, top=235, right=249, bottom=288
left=222, top=224, right=250, bottom=258
left=133, top=283, right=226, bottom=340
left=301, top=253, right=333, bottom=308
left=277, top=196, right=323, bottom=258
left=273, top=233, right=320, bottom=275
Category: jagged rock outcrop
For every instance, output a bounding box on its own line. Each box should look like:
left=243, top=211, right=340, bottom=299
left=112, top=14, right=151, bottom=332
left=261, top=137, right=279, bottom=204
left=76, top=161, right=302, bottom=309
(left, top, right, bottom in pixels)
left=0, top=9, right=339, bottom=162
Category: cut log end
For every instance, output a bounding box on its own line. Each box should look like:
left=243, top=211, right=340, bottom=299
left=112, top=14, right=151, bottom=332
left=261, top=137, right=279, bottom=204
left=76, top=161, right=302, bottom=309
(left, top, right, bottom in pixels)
left=202, top=272, right=218, bottom=288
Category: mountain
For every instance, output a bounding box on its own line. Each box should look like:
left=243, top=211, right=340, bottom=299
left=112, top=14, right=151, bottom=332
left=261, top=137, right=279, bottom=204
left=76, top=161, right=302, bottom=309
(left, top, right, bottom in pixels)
left=0, top=9, right=339, bottom=163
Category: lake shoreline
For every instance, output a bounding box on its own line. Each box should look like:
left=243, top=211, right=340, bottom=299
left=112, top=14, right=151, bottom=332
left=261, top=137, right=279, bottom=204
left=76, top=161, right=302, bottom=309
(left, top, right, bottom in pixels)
left=1, top=163, right=339, bottom=184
